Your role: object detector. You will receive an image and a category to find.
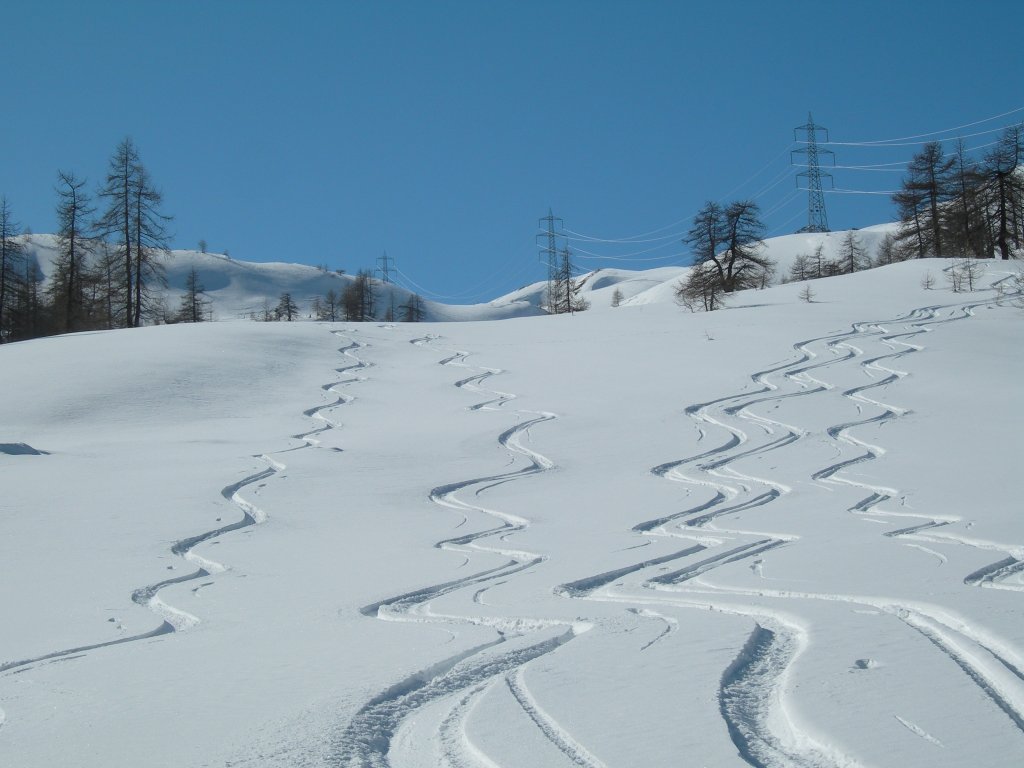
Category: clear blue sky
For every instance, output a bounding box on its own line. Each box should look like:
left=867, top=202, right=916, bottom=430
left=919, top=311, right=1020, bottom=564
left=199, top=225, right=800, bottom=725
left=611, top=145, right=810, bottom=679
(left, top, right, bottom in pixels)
left=3, top=1, right=1022, bottom=303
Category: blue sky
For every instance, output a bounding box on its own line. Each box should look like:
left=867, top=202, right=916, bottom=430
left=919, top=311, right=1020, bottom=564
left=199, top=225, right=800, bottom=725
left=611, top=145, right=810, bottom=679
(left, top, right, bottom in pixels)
left=3, top=1, right=1022, bottom=303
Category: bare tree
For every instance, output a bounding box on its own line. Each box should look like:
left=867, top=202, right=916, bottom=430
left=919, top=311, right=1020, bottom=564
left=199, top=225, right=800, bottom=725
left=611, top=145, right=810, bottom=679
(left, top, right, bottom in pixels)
left=798, top=283, right=815, bottom=303
left=400, top=293, right=425, bottom=322
left=947, top=258, right=985, bottom=292
left=675, top=262, right=725, bottom=312
left=611, top=287, right=624, bottom=307
left=894, top=142, right=954, bottom=258
left=0, top=196, right=25, bottom=341
left=980, top=126, right=1023, bottom=260
left=276, top=292, right=299, bottom=321
left=547, top=246, right=588, bottom=314
left=946, top=139, right=986, bottom=259
left=95, top=138, right=171, bottom=327
left=178, top=267, right=210, bottom=322
left=318, top=288, right=341, bottom=321
left=873, top=232, right=900, bottom=266
left=787, top=252, right=811, bottom=282
left=343, top=270, right=376, bottom=321
left=7, top=260, right=46, bottom=341
left=685, top=200, right=773, bottom=295
left=49, top=171, right=95, bottom=332
left=837, top=230, right=868, bottom=274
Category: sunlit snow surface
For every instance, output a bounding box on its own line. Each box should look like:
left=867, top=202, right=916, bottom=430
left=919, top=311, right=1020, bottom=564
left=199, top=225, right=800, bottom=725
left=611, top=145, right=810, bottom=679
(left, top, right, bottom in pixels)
left=2, top=258, right=1023, bottom=767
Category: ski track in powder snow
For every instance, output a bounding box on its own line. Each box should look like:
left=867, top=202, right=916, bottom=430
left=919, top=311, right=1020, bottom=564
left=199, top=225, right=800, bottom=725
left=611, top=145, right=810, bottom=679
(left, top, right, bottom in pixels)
left=337, top=334, right=600, bottom=768
left=550, top=285, right=1024, bottom=768
left=0, top=330, right=367, bottom=682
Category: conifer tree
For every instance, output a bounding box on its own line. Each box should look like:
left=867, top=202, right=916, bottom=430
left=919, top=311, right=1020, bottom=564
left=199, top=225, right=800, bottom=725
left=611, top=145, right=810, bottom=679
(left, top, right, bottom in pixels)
left=50, top=171, right=95, bottom=332
left=96, top=138, right=171, bottom=327
left=0, top=196, right=24, bottom=341
left=178, top=267, right=209, bottom=322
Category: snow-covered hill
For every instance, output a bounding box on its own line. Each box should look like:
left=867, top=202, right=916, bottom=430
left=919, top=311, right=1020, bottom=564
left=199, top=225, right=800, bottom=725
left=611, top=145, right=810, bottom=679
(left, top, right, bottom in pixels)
left=17, top=235, right=545, bottom=322
left=2, top=253, right=1023, bottom=767
left=17, top=224, right=902, bottom=322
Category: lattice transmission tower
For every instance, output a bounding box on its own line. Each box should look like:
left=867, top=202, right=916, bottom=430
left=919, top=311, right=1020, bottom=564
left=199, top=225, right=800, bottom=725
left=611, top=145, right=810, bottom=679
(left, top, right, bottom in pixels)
left=791, top=113, right=835, bottom=233
left=375, top=250, right=393, bottom=284
left=537, top=209, right=563, bottom=306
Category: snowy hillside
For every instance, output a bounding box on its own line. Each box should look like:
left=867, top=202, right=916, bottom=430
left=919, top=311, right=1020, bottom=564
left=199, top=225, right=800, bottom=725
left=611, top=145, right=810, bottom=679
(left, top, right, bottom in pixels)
left=16, top=235, right=545, bottom=322
left=17, top=224, right=902, bottom=322
left=2, top=249, right=1024, bottom=767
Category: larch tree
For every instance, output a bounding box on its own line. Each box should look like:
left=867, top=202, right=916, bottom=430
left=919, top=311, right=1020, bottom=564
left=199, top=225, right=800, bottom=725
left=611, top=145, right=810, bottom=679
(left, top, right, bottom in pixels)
left=89, top=240, right=125, bottom=329
left=838, top=230, right=868, bottom=274
left=7, top=261, right=45, bottom=341
left=400, top=293, right=425, bottom=322
left=981, top=126, right=1023, bottom=260
left=685, top=199, right=772, bottom=294
left=276, top=292, right=299, bottom=321
left=178, top=266, right=209, bottom=322
left=873, top=231, right=900, bottom=266
left=675, top=261, right=725, bottom=312
left=946, top=139, right=986, bottom=259
left=0, top=196, right=25, bottom=342
left=894, top=142, right=954, bottom=258
left=343, top=270, right=376, bottom=321
left=130, top=163, right=171, bottom=326
left=319, top=288, right=341, bottom=321
left=50, top=171, right=95, bottom=332
left=787, top=252, right=812, bottom=282
left=547, top=246, right=588, bottom=314
left=96, top=138, right=171, bottom=327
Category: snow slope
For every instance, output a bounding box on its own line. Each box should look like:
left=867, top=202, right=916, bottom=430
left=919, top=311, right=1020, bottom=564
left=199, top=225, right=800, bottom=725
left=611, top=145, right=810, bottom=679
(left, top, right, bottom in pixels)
left=17, top=224, right=901, bottom=322
left=2, top=255, right=1023, bottom=767
left=16, top=235, right=545, bottom=322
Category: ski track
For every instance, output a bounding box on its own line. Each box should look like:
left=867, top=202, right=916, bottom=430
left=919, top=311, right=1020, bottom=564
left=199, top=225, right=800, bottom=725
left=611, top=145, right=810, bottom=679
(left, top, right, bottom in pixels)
left=550, top=287, right=1024, bottom=766
left=0, top=329, right=366, bottom=681
left=340, top=334, right=597, bottom=768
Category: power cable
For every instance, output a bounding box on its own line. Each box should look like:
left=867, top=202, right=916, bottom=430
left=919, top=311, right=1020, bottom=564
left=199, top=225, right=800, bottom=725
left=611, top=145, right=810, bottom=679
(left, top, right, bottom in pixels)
left=821, top=106, right=1024, bottom=146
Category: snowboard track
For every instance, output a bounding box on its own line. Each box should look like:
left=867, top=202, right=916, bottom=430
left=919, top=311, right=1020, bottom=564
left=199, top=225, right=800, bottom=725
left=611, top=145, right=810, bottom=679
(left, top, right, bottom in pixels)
left=0, top=330, right=367, bottom=680
left=339, top=334, right=596, bottom=768
left=552, top=292, right=1024, bottom=766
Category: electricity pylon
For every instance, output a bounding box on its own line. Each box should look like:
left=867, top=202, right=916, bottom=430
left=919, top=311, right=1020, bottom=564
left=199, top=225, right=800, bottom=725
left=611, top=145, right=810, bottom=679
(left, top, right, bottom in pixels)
left=792, top=113, right=835, bottom=232
left=537, top=209, right=563, bottom=309
left=375, top=251, right=393, bottom=284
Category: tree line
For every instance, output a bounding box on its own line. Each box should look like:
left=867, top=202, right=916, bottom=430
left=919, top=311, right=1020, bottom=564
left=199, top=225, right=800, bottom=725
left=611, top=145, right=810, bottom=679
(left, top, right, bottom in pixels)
left=892, top=126, right=1022, bottom=261
left=674, top=125, right=1023, bottom=311
left=254, top=274, right=426, bottom=323
left=1, top=137, right=172, bottom=342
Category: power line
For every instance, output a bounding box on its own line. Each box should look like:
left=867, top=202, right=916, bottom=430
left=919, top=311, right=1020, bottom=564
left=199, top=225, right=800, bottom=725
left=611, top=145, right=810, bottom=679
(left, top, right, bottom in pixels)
left=562, top=227, right=684, bottom=244
left=761, top=188, right=803, bottom=218
left=794, top=164, right=904, bottom=172
left=559, top=142, right=796, bottom=245
left=822, top=105, right=1024, bottom=146
left=716, top=142, right=797, bottom=200
left=820, top=123, right=1020, bottom=148
left=799, top=187, right=900, bottom=195
left=768, top=206, right=812, bottom=237
left=573, top=249, right=685, bottom=263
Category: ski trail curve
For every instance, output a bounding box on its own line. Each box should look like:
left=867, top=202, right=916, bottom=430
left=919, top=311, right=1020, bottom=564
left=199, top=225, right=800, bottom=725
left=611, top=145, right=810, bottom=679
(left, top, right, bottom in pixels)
left=341, top=334, right=597, bottom=768
left=554, top=294, right=1024, bottom=766
left=1, top=330, right=365, bottom=678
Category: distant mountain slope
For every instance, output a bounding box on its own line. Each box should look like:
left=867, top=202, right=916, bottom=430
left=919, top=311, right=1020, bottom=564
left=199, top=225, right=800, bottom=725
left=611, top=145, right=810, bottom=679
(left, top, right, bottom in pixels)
left=17, top=224, right=900, bottom=322
left=492, top=222, right=902, bottom=311
left=17, top=235, right=544, bottom=322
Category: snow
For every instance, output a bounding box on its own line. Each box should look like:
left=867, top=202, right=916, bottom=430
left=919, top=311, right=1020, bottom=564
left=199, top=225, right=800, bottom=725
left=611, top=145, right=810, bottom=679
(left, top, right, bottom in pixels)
left=16, top=235, right=545, bottom=323
left=2, top=245, right=1023, bottom=767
